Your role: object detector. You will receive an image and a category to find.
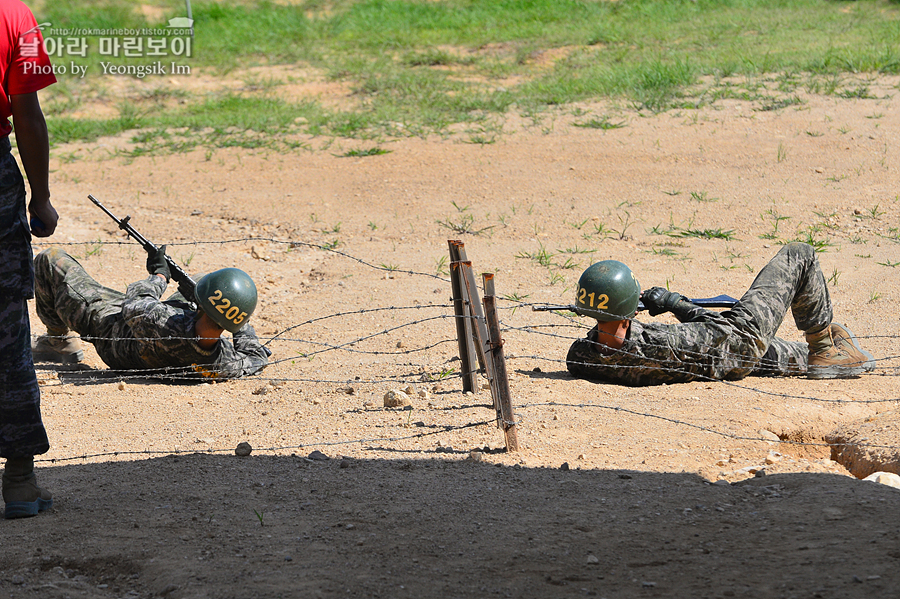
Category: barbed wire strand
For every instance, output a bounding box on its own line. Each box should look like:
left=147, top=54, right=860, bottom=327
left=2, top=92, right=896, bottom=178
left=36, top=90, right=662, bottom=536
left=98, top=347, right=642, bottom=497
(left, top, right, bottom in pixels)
left=29, top=237, right=900, bottom=466
left=35, top=417, right=498, bottom=465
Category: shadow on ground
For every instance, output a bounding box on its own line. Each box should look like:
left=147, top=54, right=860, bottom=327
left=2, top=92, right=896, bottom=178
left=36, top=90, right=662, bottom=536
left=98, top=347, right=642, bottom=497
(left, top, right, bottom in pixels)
left=1, top=454, right=898, bottom=599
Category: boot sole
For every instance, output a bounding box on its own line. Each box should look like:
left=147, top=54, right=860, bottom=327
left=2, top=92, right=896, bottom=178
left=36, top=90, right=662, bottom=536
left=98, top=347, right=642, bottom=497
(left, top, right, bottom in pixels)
left=830, top=322, right=875, bottom=372
left=31, top=349, right=84, bottom=364
left=4, top=497, right=52, bottom=519
left=807, top=364, right=866, bottom=380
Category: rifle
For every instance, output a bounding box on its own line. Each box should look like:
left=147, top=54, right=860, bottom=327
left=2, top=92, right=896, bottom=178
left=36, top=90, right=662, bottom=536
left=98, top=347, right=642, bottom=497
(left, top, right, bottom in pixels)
left=532, top=294, right=739, bottom=314
left=88, top=194, right=197, bottom=302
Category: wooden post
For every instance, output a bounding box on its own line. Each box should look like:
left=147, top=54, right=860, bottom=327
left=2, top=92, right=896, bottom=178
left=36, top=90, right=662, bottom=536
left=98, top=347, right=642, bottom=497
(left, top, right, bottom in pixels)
left=483, top=287, right=519, bottom=452
left=448, top=241, right=478, bottom=393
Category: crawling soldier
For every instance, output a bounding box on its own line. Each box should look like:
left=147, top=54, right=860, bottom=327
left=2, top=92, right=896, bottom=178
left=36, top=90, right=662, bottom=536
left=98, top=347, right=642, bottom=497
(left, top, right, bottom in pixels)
left=31, top=246, right=270, bottom=379
left=566, top=242, right=874, bottom=386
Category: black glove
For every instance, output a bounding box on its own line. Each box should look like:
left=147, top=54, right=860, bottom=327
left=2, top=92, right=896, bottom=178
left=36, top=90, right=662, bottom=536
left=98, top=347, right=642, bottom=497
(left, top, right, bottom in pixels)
left=641, top=287, right=684, bottom=317
left=146, top=245, right=171, bottom=282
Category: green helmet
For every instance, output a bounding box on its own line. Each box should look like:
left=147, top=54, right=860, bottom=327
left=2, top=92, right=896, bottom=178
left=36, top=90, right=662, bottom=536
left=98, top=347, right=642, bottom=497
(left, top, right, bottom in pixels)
left=574, top=260, right=640, bottom=321
left=195, top=268, right=258, bottom=333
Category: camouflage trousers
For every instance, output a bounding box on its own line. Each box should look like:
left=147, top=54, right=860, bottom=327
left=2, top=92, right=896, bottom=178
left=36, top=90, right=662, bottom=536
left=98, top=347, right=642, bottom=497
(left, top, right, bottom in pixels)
left=0, top=297, right=47, bottom=459
left=34, top=248, right=127, bottom=346
left=732, top=241, right=831, bottom=350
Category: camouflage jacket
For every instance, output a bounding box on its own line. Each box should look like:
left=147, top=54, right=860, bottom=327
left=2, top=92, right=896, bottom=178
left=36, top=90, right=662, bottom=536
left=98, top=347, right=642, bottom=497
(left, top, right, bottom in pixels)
left=96, top=276, right=271, bottom=380
left=566, top=301, right=807, bottom=387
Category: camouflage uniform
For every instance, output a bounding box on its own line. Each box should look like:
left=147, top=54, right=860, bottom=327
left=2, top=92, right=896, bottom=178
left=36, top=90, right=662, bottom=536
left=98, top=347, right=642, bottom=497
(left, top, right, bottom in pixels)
left=34, top=249, right=271, bottom=380
left=0, top=137, right=49, bottom=458
left=567, top=243, right=826, bottom=386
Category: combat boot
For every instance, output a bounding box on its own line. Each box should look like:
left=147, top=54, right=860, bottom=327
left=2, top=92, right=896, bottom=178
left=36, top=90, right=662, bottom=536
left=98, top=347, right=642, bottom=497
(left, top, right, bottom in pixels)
left=829, top=322, right=875, bottom=373
left=3, top=457, right=53, bottom=519
left=32, top=329, right=83, bottom=364
left=807, top=324, right=872, bottom=379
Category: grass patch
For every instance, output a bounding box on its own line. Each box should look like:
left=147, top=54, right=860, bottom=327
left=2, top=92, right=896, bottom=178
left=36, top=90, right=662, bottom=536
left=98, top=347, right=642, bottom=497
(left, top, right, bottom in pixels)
left=573, top=116, right=627, bottom=130
left=338, top=147, right=392, bottom=157
left=39, top=0, right=900, bottom=147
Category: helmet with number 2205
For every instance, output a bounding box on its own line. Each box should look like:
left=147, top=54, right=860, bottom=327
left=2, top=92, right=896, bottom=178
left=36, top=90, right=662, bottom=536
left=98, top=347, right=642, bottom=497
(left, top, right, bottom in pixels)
left=195, top=268, right=258, bottom=333
left=574, top=260, right=640, bottom=322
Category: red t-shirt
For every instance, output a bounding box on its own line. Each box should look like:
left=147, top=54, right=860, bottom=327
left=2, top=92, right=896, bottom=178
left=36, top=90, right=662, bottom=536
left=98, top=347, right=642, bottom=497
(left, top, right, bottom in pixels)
left=0, top=0, right=55, bottom=137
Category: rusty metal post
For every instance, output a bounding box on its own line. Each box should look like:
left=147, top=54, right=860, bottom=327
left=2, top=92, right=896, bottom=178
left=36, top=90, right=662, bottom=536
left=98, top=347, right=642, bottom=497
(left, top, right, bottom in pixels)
left=483, top=289, right=519, bottom=452
left=459, top=260, right=491, bottom=376
left=449, top=241, right=478, bottom=392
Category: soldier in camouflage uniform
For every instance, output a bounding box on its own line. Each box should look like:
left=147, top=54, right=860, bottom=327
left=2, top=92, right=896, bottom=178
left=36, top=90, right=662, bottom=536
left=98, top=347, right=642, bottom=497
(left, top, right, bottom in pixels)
left=33, top=248, right=271, bottom=380
left=0, top=0, right=60, bottom=519
left=567, top=243, right=875, bottom=386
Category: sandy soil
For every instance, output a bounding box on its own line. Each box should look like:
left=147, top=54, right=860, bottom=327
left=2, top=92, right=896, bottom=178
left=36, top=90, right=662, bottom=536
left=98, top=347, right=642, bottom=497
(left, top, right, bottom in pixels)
left=2, top=78, right=900, bottom=598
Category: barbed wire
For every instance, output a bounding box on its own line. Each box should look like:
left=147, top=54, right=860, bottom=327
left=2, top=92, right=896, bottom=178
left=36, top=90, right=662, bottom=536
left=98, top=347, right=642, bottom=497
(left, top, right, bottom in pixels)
left=34, top=416, right=499, bottom=465
left=32, top=236, right=450, bottom=282
left=517, top=400, right=900, bottom=451
left=29, top=236, right=900, bottom=470
left=513, top=353, right=900, bottom=404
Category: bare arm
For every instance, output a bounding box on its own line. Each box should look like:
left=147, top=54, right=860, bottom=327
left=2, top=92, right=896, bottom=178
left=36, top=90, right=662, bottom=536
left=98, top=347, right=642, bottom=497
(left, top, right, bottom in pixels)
left=10, top=91, right=57, bottom=237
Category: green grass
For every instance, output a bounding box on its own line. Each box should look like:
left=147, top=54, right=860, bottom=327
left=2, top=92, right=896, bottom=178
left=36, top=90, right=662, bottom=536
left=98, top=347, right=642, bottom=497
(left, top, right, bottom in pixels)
left=38, top=0, right=900, bottom=150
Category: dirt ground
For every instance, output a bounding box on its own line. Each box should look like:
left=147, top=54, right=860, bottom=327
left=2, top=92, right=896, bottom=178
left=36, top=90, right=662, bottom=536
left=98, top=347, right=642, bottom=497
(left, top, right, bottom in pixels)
left=2, top=75, right=900, bottom=598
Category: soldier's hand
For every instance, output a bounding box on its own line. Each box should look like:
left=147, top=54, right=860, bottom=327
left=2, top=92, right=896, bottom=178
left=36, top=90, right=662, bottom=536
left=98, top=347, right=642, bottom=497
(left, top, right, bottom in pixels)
left=146, top=245, right=171, bottom=282
left=641, top=287, right=684, bottom=317
left=28, top=198, right=58, bottom=237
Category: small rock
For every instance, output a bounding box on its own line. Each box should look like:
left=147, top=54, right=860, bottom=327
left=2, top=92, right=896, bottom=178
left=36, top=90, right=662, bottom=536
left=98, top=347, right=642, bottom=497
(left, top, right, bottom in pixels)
left=384, top=389, right=412, bottom=408
left=765, top=453, right=782, bottom=465
left=586, top=554, right=599, bottom=564
left=577, top=454, right=586, bottom=460
left=738, top=465, right=764, bottom=475
left=396, top=341, right=404, bottom=348
left=11, top=575, right=25, bottom=585
left=340, top=459, right=350, bottom=469
left=618, top=474, right=632, bottom=480
left=481, top=382, right=491, bottom=391
left=754, top=469, right=767, bottom=478
left=435, top=446, right=454, bottom=453
left=252, top=386, right=269, bottom=396
left=117, top=381, right=126, bottom=391
left=863, top=471, right=900, bottom=489
left=308, top=450, right=329, bottom=461
left=284, top=556, right=293, bottom=562
left=363, top=401, right=374, bottom=408
left=758, top=429, right=781, bottom=443
left=468, top=451, right=483, bottom=462
left=560, top=462, right=570, bottom=471
left=403, top=385, right=416, bottom=396
left=641, top=581, right=657, bottom=588
left=417, top=390, right=430, bottom=401
left=235, top=442, right=252, bottom=457
left=533, top=367, right=542, bottom=373
left=338, top=386, right=356, bottom=395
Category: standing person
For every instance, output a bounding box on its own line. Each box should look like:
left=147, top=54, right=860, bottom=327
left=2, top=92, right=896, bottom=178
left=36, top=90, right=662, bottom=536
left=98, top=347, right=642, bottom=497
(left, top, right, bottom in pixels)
left=0, top=0, right=59, bottom=518
left=566, top=243, right=875, bottom=386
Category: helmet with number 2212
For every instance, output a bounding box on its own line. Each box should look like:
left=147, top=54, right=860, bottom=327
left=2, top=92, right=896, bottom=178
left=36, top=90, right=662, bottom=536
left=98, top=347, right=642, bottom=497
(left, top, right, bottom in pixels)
left=195, top=268, right=258, bottom=333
